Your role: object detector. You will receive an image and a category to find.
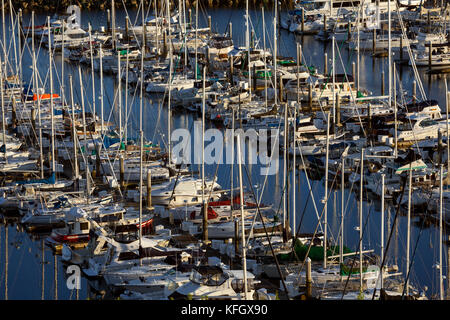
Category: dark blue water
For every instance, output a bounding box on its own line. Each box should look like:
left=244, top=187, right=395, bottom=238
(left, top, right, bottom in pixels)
left=0, top=7, right=448, bottom=299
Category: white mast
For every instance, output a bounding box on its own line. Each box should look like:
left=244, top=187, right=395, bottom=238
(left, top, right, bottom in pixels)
left=406, top=162, right=412, bottom=296
left=194, top=0, right=198, bottom=80
left=394, top=62, right=397, bottom=157
left=139, top=130, right=143, bottom=262
left=246, top=0, right=251, bottom=101
left=273, top=4, right=277, bottom=104
left=167, top=0, right=172, bottom=165
left=139, top=0, right=145, bottom=256
left=0, top=57, right=6, bottom=163
left=2, top=0, right=7, bottom=75
left=78, top=65, right=90, bottom=203
left=388, top=0, right=392, bottom=133
left=69, top=75, right=78, bottom=186
left=32, top=12, right=44, bottom=178
left=332, top=36, right=335, bottom=125
left=202, top=65, right=207, bottom=241
left=359, top=148, right=364, bottom=290
left=324, top=112, right=330, bottom=268
left=88, top=24, right=96, bottom=129
left=445, top=79, right=449, bottom=169
left=230, top=107, right=235, bottom=218
left=61, top=16, right=65, bottom=106
left=9, top=0, right=17, bottom=78
left=262, top=7, right=268, bottom=111
left=48, top=17, right=56, bottom=179
left=117, top=53, right=122, bottom=143
left=111, top=0, right=116, bottom=50
left=155, top=0, right=159, bottom=56
left=340, top=156, right=345, bottom=264
left=237, top=134, right=248, bottom=300
left=125, top=49, right=129, bottom=143
left=357, top=8, right=360, bottom=92
left=182, top=0, right=187, bottom=77
left=17, top=10, right=22, bottom=85
left=100, top=43, right=104, bottom=137
left=292, top=102, right=296, bottom=237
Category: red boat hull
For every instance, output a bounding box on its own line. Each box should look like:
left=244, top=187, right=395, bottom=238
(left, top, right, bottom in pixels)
left=50, top=232, right=90, bottom=243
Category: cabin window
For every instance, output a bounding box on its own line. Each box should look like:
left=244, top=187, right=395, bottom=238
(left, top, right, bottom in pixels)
left=420, top=119, right=437, bottom=127
left=80, top=222, right=89, bottom=231
left=118, top=251, right=140, bottom=261
left=398, top=122, right=413, bottom=131
left=192, top=197, right=198, bottom=202
left=231, top=279, right=254, bottom=292
left=70, top=33, right=87, bottom=39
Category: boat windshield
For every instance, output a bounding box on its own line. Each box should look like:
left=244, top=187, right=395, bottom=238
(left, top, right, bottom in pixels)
left=301, top=2, right=325, bottom=11
left=189, top=268, right=229, bottom=286
left=419, top=119, right=438, bottom=127
left=398, top=121, right=414, bottom=131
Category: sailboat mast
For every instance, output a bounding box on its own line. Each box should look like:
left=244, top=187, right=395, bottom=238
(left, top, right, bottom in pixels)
left=359, top=148, right=364, bottom=290
left=182, top=0, right=187, bottom=76
left=140, top=0, right=145, bottom=134
left=324, top=112, right=330, bottom=268
left=292, top=103, right=296, bottom=237
left=100, top=43, right=104, bottom=136
left=48, top=17, right=56, bottom=178
left=0, top=57, right=6, bottom=163
left=230, top=107, right=235, bottom=218
left=78, top=65, right=90, bottom=203
left=117, top=53, right=122, bottom=142
left=273, top=5, right=277, bottom=104
left=332, top=36, right=335, bottom=124
left=262, top=7, right=267, bottom=111
left=445, top=79, right=449, bottom=169
left=155, top=0, right=159, bottom=56
left=61, top=16, right=65, bottom=106
left=69, top=75, right=78, bottom=187
left=406, top=163, right=412, bottom=296
left=17, top=10, right=22, bottom=85
left=202, top=65, right=208, bottom=241
left=32, top=11, right=44, bottom=178
left=246, top=0, right=251, bottom=101
left=388, top=0, right=392, bottom=113
left=125, top=50, right=129, bottom=143
left=9, top=0, right=17, bottom=79
left=2, top=0, right=7, bottom=75
left=394, top=62, right=397, bottom=157
left=139, top=129, right=144, bottom=260
left=194, top=0, right=198, bottom=80
left=167, top=0, right=172, bottom=164
left=139, top=0, right=145, bottom=256
left=357, top=8, right=360, bottom=92
left=111, top=0, right=116, bottom=50
left=89, top=24, right=96, bottom=127
left=236, top=135, right=248, bottom=300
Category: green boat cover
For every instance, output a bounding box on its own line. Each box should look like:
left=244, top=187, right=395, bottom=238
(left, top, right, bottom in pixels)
left=277, top=238, right=352, bottom=262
